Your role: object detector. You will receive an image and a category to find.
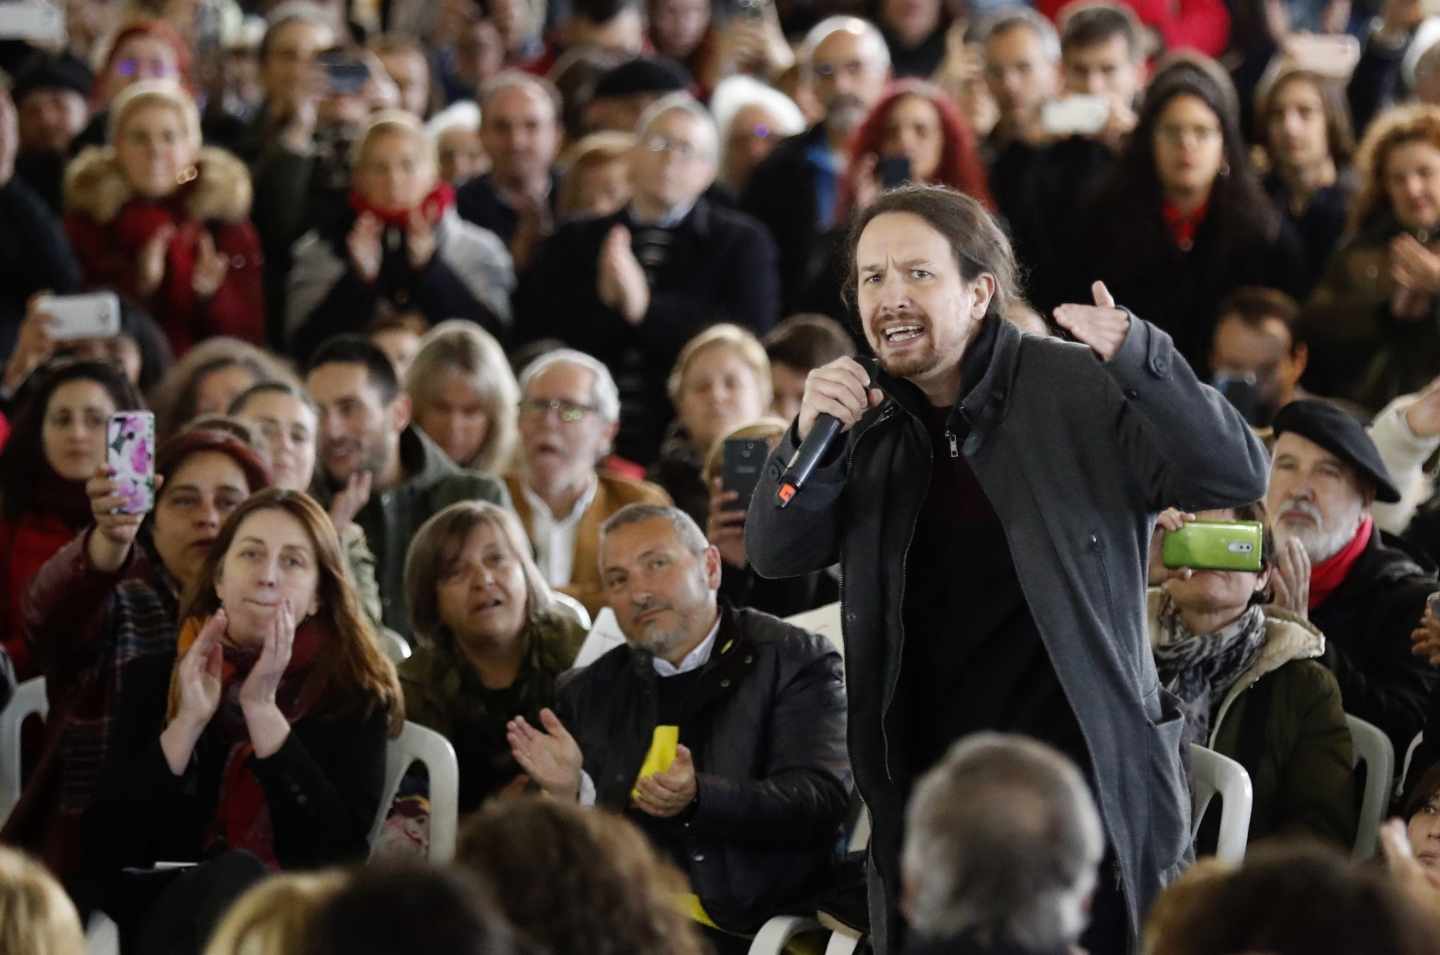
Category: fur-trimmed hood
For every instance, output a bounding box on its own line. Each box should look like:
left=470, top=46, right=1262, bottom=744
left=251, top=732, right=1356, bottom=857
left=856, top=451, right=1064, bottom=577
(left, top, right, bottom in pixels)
left=63, top=145, right=253, bottom=225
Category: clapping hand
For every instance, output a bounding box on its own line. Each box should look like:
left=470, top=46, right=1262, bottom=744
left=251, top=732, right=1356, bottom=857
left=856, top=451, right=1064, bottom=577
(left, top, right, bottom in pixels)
left=631, top=744, right=697, bottom=818
left=1411, top=602, right=1440, bottom=666
left=1053, top=282, right=1131, bottom=362
left=348, top=212, right=384, bottom=283
left=507, top=708, right=583, bottom=801
left=597, top=225, right=650, bottom=325
left=161, top=610, right=226, bottom=774
left=406, top=208, right=438, bottom=270
left=1268, top=536, right=1312, bottom=619
left=240, top=598, right=298, bottom=758
left=137, top=224, right=177, bottom=297
left=1391, top=234, right=1440, bottom=298
left=192, top=231, right=230, bottom=299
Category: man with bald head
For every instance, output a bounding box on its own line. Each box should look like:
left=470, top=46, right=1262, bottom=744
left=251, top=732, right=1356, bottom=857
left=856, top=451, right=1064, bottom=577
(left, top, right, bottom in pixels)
left=516, top=94, right=780, bottom=462
left=741, top=16, right=891, bottom=311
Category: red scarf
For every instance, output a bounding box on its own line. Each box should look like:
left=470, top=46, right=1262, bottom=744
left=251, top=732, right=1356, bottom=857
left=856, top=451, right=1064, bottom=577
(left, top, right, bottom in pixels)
left=171, top=613, right=331, bottom=868
left=1308, top=516, right=1373, bottom=610
left=1161, top=198, right=1209, bottom=251
left=347, top=180, right=455, bottom=228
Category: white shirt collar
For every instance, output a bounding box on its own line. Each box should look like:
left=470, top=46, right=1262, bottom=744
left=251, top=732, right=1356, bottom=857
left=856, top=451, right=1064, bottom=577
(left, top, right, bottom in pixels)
left=651, top=613, right=722, bottom=677
left=520, top=474, right=598, bottom=524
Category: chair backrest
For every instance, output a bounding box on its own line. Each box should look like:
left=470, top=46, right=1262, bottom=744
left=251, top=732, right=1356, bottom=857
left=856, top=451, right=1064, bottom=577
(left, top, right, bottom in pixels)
left=1398, top=732, right=1425, bottom=802
left=783, top=602, right=843, bottom=657
left=369, top=722, right=460, bottom=863
left=0, top=677, right=48, bottom=825
left=1187, top=744, right=1253, bottom=865
left=378, top=628, right=412, bottom=664
left=551, top=592, right=592, bottom=631
left=1346, top=713, right=1396, bottom=860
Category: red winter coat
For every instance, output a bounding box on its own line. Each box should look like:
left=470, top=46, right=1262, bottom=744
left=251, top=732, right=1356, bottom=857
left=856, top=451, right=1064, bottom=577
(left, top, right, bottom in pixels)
left=0, top=510, right=83, bottom=681
left=63, top=146, right=264, bottom=356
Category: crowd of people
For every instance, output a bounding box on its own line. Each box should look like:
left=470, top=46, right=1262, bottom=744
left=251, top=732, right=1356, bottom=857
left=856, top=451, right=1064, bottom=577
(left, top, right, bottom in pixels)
left=11, top=0, right=1440, bottom=951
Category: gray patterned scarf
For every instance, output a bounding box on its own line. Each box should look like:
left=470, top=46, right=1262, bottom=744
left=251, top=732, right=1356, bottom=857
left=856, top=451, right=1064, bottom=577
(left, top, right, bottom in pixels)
left=1153, top=598, right=1267, bottom=748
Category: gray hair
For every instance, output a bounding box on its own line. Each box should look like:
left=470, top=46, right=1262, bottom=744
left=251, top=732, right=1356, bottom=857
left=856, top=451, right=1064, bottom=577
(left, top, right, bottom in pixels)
left=799, top=16, right=891, bottom=72
left=600, top=503, right=710, bottom=556
left=261, top=1, right=337, bottom=57
left=902, top=733, right=1104, bottom=947
left=477, top=70, right=563, bottom=120
left=709, top=74, right=807, bottom=145
left=519, top=349, right=621, bottom=423
left=635, top=92, right=719, bottom=165
left=979, top=7, right=1062, bottom=63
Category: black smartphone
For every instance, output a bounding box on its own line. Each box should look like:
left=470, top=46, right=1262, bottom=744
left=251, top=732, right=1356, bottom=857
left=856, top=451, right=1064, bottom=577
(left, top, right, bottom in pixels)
left=317, top=48, right=370, bottom=95
left=723, top=438, right=770, bottom=510
left=877, top=155, right=911, bottom=190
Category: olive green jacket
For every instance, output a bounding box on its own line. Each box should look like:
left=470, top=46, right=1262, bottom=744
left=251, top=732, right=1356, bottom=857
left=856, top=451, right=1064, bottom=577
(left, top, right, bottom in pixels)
left=399, top=609, right=585, bottom=809
left=1147, top=591, right=1359, bottom=850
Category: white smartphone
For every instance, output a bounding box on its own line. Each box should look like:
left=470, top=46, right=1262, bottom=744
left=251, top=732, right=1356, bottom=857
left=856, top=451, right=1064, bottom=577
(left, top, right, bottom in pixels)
left=1041, top=95, right=1110, bottom=137
left=37, top=292, right=121, bottom=341
left=0, top=2, right=66, bottom=46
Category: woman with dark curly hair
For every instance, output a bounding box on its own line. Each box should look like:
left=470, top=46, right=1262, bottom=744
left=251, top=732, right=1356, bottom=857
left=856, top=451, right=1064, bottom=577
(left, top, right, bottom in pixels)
left=456, top=798, right=708, bottom=955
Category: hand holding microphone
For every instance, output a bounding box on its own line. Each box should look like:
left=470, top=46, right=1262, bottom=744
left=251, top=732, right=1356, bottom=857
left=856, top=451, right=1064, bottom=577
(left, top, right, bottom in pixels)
left=779, top=357, right=884, bottom=506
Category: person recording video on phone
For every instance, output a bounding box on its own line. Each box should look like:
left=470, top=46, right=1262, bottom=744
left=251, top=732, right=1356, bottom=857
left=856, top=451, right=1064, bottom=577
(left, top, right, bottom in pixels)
left=1147, top=503, right=1358, bottom=852
left=746, top=184, right=1269, bottom=954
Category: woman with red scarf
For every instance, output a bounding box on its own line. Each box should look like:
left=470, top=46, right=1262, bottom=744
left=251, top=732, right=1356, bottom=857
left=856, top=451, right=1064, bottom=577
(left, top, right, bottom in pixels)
left=64, top=80, right=264, bottom=356
left=0, top=360, right=143, bottom=680
left=78, top=489, right=402, bottom=948
left=285, top=110, right=515, bottom=363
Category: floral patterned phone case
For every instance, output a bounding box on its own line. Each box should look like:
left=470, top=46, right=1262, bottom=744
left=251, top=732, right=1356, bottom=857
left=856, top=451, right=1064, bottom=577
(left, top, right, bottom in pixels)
left=107, top=411, right=156, bottom=514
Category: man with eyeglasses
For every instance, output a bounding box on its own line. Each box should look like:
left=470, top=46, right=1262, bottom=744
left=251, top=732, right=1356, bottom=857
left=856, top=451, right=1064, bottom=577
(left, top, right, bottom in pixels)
left=741, top=16, right=891, bottom=312
left=505, top=350, right=671, bottom=615
left=516, top=93, right=780, bottom=464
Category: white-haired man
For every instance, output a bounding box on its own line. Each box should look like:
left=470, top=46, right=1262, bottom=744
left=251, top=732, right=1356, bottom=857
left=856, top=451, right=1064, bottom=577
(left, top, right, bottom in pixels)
left=740, top=16, right=891, bottom=312
left=515, top=94, right=780, bottom=462
left=505, top=349, right=671, bottom=616
left=902, top=733, right=1104, bottom=955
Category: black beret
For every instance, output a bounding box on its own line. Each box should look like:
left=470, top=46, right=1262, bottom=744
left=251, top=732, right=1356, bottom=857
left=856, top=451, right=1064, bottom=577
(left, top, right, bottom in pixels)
left=592, top=56, right=690, bottom=100
left=1271, top=399, right=1401, bottom=503
left=11, top=53, right=92, bottom=103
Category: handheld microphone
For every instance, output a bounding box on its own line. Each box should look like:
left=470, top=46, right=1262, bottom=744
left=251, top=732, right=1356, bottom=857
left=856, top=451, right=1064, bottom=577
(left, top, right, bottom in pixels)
left=775, top=359, right=878, bottom=508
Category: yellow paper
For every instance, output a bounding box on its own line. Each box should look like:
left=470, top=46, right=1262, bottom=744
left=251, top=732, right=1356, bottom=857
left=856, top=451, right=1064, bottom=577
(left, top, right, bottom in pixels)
left=631, top=725, right=679, bottom=800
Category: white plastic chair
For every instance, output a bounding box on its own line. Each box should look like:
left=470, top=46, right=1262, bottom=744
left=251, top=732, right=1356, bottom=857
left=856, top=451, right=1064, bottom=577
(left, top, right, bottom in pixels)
left=1346, top=714, right=1396, bottom=859
left=86, top=911, right=120, bottom=955
left=369, top=722, right=460, bottom=863
left=748, top=804, right=872, bottom=955
left=1188, top=744, right=1254, bottom=865
left=377, top=628, right=411, bottom=663
left=552, top=591, right=592, bottom=631
left=1398, top=732, right=1425, bottom=802
left=0, top=676, right=47, bottom=825
left=783, top=602, right=844, bottom=658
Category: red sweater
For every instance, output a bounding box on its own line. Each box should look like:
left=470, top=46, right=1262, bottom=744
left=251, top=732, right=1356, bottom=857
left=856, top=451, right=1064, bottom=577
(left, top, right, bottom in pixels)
left=0, top=512, right=82, bottom=681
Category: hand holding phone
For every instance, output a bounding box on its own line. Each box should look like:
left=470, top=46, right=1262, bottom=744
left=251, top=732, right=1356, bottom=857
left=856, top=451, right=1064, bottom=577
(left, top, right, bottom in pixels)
left=1162, top=520, right=1264, bottom=572
left=1041, top=95, right=1110, bottom=137
left=722, top=437, right=769, bottom=510
left=35, top=292, right=121, bottom=341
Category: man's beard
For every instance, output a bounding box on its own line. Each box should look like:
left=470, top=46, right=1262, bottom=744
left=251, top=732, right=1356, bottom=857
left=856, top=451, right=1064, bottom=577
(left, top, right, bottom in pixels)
left=628, top=621, right=689, bottom=660
left=825, top=95, right=866, bottom=137
left=1272, top=496, right=1365, bottom=563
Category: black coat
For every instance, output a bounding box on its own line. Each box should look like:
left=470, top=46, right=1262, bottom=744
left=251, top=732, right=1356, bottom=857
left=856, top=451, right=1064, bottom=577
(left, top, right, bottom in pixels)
left=80, top=651, right=388, bottom=874
left=0, top=176, right=83, bottom=360
left=556, top=604, right=850, bottom=933
left=455, top=171, right=559, bottom=249
left=739, top=124, right=833, bottom=314
left=514, top=199, right=780, bottom=462
left=1264, top=172, right=1354, bottom=298
left=1068, top=186, right=1306, bottom=373
left=1310, top=526, right=1438, bottom=758
left=748, top=316, right=1269, bottom=952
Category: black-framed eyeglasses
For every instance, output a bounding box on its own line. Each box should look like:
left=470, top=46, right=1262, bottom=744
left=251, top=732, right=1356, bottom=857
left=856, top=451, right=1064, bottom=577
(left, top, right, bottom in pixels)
left=518, top=398, right=598, bottom=423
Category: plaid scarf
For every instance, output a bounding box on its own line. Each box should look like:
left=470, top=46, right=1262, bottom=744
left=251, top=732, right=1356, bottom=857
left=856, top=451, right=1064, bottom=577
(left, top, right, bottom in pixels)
left=1153, top=597, right=1266, bottom=748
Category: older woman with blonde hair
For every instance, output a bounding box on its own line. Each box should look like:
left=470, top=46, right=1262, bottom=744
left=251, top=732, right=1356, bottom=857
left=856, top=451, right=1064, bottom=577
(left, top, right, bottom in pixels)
left=406, top=320, right=519, bottom=474
left=286, top=109, right=515, bottom=361
left=202, top=871, right=349, bottom=955
left=64, top=80, right=264, bottom=355
left=400, top=500, right=585, bottom=811
left=652, top=323, right=773, bottom=528
left=555, top=131, right=635, bottom=222
left=1304, top=103, right=1440, bottom=409
left=0, top=847, right=86, bottom=955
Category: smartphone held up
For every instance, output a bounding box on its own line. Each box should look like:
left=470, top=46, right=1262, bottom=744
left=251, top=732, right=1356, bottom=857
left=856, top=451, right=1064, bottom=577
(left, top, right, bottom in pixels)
left=1162, top=520, right=1264, bottom=574
left=108, top=411, right=156, bottom=515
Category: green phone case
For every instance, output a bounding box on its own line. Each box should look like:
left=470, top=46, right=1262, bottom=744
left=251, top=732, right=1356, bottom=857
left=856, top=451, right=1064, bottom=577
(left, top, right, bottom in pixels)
left=1161, top=520, right=1264, bottom=572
